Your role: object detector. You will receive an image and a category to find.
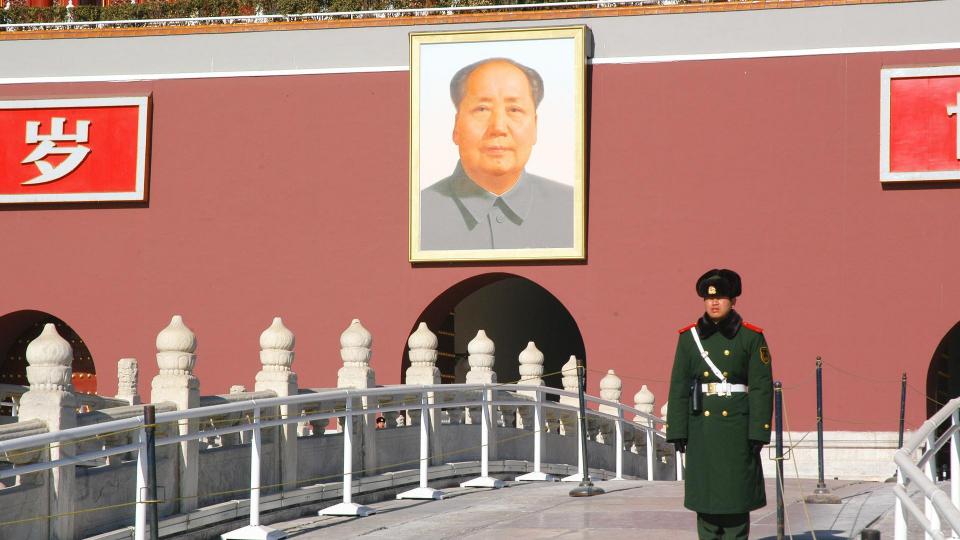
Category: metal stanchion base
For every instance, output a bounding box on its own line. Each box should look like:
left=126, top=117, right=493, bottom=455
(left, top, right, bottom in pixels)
left=319, top=502, right=376, bottom=517
left=515, top=471, right=557, bottom=482
left=561, top=472, right=584, bottom=482
left=569, top=483, right=605, bottom=497
left=460, top=476, right=504, bottom=489
left=803, top=486, right=841, bottom=504
left=396, top=486, right=445, bottom=500
left=221, top=525, right=287, bottom=540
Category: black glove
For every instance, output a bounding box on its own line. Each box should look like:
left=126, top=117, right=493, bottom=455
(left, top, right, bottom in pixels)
left=750, top=440, right=765, bottom=455
left=672, top=439, right=687, bottom=453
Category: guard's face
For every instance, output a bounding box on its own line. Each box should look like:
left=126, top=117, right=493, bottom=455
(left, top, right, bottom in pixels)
left=703, top=296, right=734, bottom=322
left=453, top=61, right=538, bottom=193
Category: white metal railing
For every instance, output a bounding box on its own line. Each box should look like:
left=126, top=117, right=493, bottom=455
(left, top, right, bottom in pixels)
left=0, top=0, right=659, bottom=31
left=894, top=396, right=960, bottom=540
left=0, top=382, right=675, bottom=538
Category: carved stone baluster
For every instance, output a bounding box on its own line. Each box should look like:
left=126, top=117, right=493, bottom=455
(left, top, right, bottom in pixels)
left=115, top=358, right=140, bottom=406
left=336, top=319, right=377, bottom=473
left=517, top=342, right=545, bottom=431
left=406, top=322, right=440, bottom=427
left=631, top=385, right=655, bottom=454
left=558, top=356, right=579, bottom=436
left=465, top=330, right=495, bottom=425
left=597, top=370, right=622, bottom=446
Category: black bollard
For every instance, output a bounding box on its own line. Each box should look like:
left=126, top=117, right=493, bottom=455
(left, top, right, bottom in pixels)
left=144, top=405, right=160, bottom=540
left=860, top=528, right=881, bottom=540
left=569, top=357, right=604, bottom=497
left=898, top=373, right=907, bottom=449
left=775, top=381, right=784, bottom=540
left=805, top=358, right=840, bottom=504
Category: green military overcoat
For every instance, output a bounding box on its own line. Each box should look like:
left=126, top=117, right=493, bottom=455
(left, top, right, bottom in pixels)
left=666, top=310, right=773, bottom=514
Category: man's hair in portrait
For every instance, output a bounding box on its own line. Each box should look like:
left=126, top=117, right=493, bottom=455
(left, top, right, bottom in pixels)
left=449, top=58, right=545, bottom=109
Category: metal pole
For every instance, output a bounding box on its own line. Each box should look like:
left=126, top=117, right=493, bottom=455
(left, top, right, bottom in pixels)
left=952, top=410, right=960, bottom=537
left=343, top=396, right=353, bottom=505
left=249, top=407, right=262, bottom=527
left=144, top=405, right=159, bottom=540
left=899, top=373, right=907, bottom=449
left=806, top=358, right=839, bottom=503
left=419, top=392, right=429, bottom=489
left=570, top=357, right=604, bottom=497
left=775, top=381, right=784, bottom=540
left=925, top=432, right=941, bottom=540
left=481, top=386, right=489, bottom=479
left=534, top=389, right=543, bottom=474
left=614, top=406, right=624, bottom=480
left=816, top=358, right=825, bottom=490
left=134, top=426, right=147, bottom=540
left=645, top=429, right=654, bottom=481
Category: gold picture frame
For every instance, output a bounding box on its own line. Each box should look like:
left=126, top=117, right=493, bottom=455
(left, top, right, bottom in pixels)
left=409, top=26, right=587, bottom=263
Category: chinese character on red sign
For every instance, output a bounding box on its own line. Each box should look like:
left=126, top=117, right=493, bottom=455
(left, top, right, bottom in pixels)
left=0, top=97, right=150, bottom=202
left=882, top=67, right=960, bottom=182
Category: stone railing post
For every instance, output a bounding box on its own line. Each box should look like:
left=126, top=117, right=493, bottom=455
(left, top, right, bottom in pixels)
left=516, top=342, right=544, bottom=430
left=597, top=370, right=622, bottom=446
left=254, top=317, right=298, bottom=491
left=632, top=385, right=655, bottom=455
left=405, top=322, right=444, bottom=464
left=18, top=323, right=77, bottom=540
left=465, top=330, right=497, bottom=457
left=150, top=315, right=200, bottom=513
left=115, top=358, right=140, bottom=405
left=337, top=319, right=377, bottom=474
left=558, top=356, right=579, bottom=436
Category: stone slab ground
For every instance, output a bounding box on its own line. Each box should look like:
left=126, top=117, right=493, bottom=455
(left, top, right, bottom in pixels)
left=263, top=477, right=894, bottom=539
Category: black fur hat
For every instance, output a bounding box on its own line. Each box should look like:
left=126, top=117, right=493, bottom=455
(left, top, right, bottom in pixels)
left=696, top=269, right=742, bottom=299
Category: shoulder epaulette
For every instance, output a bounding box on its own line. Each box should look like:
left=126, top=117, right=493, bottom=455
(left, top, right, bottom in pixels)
left=743, top=322, right=764, bottom=333
left=678, top=323, right=696, bottom=333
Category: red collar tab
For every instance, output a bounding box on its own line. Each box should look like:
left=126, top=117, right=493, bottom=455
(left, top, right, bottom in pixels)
left=742, top=322, right=764, bottom=333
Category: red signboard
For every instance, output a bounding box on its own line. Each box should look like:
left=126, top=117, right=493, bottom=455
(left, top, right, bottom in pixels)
left=0, top=97, right=150, bottom=202
left=882, top=67, right=960, bottom=182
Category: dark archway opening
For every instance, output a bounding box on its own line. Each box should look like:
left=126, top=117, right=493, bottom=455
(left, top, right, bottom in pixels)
left=400, top=273, right=586, bottom=391
left=926, top=320, right=960, bottom=480
left=0, top=311, right=97, bottom=402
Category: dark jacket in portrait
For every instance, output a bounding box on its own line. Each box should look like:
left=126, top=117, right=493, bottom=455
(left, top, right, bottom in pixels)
left=665, top=310, right=774, bottom=514
left=420, top=162, right=573, bottom=251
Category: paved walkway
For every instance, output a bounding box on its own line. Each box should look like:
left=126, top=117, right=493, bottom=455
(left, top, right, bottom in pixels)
left=266, top=477, right=894, bottom=539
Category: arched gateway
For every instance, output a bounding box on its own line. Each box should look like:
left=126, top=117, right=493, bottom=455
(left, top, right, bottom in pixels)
left=0, top=310, right=97, bottom=404
left=400, top=274, right=586, bottom=390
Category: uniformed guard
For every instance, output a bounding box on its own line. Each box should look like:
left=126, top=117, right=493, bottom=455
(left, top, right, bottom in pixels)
left=666, top=268, right=773, bottom=540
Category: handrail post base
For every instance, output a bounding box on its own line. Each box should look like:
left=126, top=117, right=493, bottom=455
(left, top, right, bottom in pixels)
left=460, top=476, right=504, bottom=489
left=515, top=471, right=556, bottom=482
left=319, top=502, right=376, bottom=517
left=221, top=525, right=287, bottom=540
left=396, top=486, right=444, bottom=500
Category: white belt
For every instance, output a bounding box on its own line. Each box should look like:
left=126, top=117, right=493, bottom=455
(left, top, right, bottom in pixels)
left=701, top=382, right=748, bottom=396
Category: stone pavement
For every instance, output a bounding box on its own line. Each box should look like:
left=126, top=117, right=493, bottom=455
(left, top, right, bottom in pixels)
left=265, top=477, right=894, bottom=539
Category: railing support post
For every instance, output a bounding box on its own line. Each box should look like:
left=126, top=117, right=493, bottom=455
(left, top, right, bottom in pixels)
left=516, top=387, right=556, bottom=482
left=646, top=429, right=655, bottom=481
left=397, top=389, right=444, bottom=499
left=135, top=421, right=148, bottom=540
left=320, top=393, right=375, bottom=516
left=614, top=407, right=624, bottom=480
left=953, top=410, right=960, bottom=538
left=222, top=406, right=287, bottom=539
left=924, top=432, right=941, bottom=540
left=895, top=467, right=907, bottom=540
left=461, top=385, right=504, bottom=488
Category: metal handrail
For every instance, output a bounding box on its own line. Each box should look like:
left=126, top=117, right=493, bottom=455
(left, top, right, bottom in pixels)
left=894, top=396, right=960, bottom=539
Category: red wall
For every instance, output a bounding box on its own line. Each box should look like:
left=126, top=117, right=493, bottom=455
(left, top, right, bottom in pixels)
left=3, top=47, right=960, bottom=431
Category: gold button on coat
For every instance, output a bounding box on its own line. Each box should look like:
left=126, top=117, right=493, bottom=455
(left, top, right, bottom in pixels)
left=704, top=410, right=711, bottom=417
left=723, top=371, right=729, bottom=377
left=722, top=410, right=728, bottom=417
left=764, top=424, right=770, bottom=429
left=703, top=371, right=710, bottom=377
left=724, top=350, right=731, bottom=356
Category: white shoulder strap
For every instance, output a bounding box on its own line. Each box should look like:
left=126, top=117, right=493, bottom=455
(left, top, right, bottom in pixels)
left=690, top=327, right=727, bottom=382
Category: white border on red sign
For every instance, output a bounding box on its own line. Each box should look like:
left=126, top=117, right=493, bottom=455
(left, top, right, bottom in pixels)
left=0, top=96, right=150, bottom=203
left=880, top=65, right=960, bottom=183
